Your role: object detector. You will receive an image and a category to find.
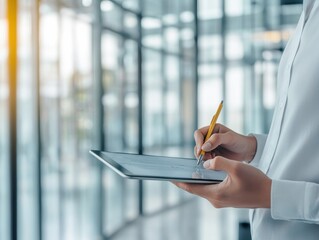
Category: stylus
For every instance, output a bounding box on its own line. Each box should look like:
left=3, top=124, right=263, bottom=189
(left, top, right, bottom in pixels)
left=197, top=100, right=223, bottom=165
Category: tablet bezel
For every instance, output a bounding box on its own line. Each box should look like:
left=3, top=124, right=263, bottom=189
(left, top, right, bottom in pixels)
left=90, top=150, right=225, bottom=184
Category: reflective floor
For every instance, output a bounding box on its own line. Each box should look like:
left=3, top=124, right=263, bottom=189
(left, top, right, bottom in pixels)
left=110, top=198, right=250, bottom=240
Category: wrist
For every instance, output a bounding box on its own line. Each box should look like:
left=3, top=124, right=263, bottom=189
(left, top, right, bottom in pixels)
left=261, top=177, right=272, bottom=208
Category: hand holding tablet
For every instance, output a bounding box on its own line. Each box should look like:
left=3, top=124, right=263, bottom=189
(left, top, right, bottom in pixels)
left=90, top=150, right=227, bottom=184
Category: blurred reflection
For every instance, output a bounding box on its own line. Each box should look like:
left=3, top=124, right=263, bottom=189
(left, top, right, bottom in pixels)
left=1, top=0, right=303, bottom=240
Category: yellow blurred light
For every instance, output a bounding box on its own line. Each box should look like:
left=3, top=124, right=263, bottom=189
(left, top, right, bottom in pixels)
left=253, top=30, right=293, bottom=44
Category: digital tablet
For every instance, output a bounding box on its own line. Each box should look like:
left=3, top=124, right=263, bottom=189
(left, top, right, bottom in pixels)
left=90, top=150, right=227, bottom=184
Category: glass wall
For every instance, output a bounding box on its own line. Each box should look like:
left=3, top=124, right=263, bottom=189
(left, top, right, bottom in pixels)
left=1, top=0, right=303, bottom=240
left=142, top=0, right=197, bottom=214
left=100, top=0, right=196, bottom=233
left=101, top=1, right=140, bottom=235
left=39, top=2, right=99, bottom=240
left=198, top=0, right=302, bottom=134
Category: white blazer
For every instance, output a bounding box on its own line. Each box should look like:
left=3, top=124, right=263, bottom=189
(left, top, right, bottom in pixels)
left=250, top=0, right=319, bottom=239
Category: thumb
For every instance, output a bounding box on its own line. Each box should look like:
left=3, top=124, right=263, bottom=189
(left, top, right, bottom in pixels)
left=203, top=156, right=237, bottom=174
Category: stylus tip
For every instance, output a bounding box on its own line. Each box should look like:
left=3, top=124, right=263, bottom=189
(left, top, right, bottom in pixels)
left=197, top=155, right=203, bottom=165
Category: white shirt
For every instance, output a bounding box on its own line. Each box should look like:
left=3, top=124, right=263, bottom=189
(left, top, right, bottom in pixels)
left=250, top=0, right=319, bottom=239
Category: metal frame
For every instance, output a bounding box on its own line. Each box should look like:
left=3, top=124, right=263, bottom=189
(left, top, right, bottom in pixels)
left=92, top=0, right=105, bottom=237
left=137, top=0, right=144, bottom=215
left=7, top=0, right=18, bottom=240
left=34, top=0, right=42, bottom=239
left=221, top=0, right=227, bottom=123
left=194, top=0, right=199, bottom=130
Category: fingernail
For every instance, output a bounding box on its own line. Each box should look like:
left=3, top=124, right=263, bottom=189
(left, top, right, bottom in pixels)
left=203, top=160, right=210, bottom=168
left=202, top=142, right=212, bottom=151
left=197, top=146, right=201, bottom=155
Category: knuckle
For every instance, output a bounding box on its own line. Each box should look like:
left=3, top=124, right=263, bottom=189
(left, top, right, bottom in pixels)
left=194, top=130, right=200, bottom=138
left=213, top=133, right=220, bottom=141
left=232, top=162, right=242, bottom=175
left=210, top=133, right=219, bottom=144
left=183, top=184, right=193, bottom=194
left=210, top=200, right=222, bottom=209
left=223, top=131, right=230, bottom=139
left=214, top=123, right=221, bottom=131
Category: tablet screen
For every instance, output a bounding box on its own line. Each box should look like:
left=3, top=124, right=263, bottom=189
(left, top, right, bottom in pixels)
left=91, top=150, right=227, bottom=183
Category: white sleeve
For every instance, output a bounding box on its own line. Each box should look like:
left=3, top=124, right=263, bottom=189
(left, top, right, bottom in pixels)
left=248, top=134, right=268, bottom=168
left=271, top=179, right=319, bottom=223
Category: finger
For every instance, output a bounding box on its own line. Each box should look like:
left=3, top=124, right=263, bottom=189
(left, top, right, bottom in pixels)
left=203, top=156, right=237, bottom=174
left=194, top=127, right=208, bottom=155
left=194, top=146, right=202, bottom=158
left=211, top=123, right=230, bottom=134
left=194, top=146, right=197, bottom=157
left=173, top=182, right=195, bottom=193
left=172, top=181, right=214, bottom=197
left=202, top=132, right=232, bottom=152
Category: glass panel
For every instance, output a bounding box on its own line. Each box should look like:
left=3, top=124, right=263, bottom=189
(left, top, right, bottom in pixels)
left=124, top=12, right=138, bottom=38
left=71, top=18, right=96, bottom=240
left=226, top=66, right=244, bottom=132
left=142, top=49, right=163, bottom=149
left=163, top=27, right=179, bottom=53
left=225, top=33, right=244, bottom=60
left=164, top=55, right=181, bottom=145
left=40, top=5, right=97, bottom=240
left=198, top=78, right=223, bottom=127
left=226, top=0, right=244, bottom=17
left=39, top=10, right=61, bottom=240
left=102, top=30, right=125, bottom=238
left=101, top=0, right=122, bottom=31
left=142, top=17, right=162, bottom=49
left=143, top=0, right=162, bottom=17
left=123, top=40, right=139, bottom=153
left=143, top=180, right=164, bottom=213
left=103, top=169, right=125, bottom=235
left=124, top=180, right=138, bottom=221
left=17, top=1, right=38, bottom=239
left=123, top=40, right=139, bottom=220
left=102, top=33, right=139, bottom=232
left=122, top=0, right=140, bottom=12
left=59, top=13, right=78, bottom=239
left=199, top=35, right=222, bottom=62
left=0, top=0, right=10, bottom=239
left=182, top=60, right=195, bottom=145
left=142, top=48, right=164, bottom=214
left=166, top=183, right=180, bottom=205
left=102, top=33, right=124, bottom=151
left=198, top=0, right=222, bottom=20
left=181, top=29, right=194, bottom=59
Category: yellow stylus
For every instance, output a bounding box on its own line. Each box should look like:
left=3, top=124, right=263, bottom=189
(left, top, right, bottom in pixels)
left=197, top=100, right=224, bottom=165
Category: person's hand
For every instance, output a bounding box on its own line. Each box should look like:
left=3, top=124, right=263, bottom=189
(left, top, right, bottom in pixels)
left=174, top=156, right=271, bottom=209
left=194, top=124, right=257, bottom=163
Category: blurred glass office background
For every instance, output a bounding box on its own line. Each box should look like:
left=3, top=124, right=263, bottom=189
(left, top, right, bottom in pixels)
left=0, top=0, right=302, bottom=240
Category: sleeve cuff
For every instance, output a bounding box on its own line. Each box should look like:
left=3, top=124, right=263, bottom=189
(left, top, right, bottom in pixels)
left=271, top=179, right=306, bottom=221
left=248, top=134, right=267, bottom=168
